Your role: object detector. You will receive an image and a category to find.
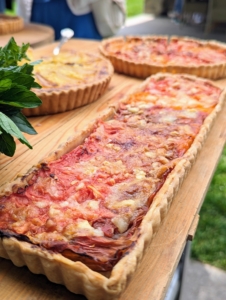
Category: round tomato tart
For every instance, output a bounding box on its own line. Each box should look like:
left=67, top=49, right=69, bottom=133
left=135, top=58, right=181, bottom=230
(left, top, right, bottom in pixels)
left=0, top=74, right=225, bottom=299
left=100, top=35, right=226, bottom=80
left=23, top=50, right=114, bottom=116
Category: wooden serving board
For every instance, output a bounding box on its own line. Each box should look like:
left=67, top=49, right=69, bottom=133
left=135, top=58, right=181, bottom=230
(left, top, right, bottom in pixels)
left=0, top=39, right=226, bottom=300
left=0, top=23, right=54, bottom=48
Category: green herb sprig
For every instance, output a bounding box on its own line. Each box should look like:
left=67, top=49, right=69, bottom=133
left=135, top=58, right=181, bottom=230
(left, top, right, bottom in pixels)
left=0, top=37, right=42, bottom=157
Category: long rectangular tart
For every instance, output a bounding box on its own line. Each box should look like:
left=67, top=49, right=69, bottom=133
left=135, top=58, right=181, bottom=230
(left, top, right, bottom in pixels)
left=0, top=73, right=225, bottom=300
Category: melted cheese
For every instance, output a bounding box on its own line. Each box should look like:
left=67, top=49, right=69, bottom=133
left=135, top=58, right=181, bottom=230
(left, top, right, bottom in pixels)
left=64, top=220, right=104, bottom=238
left=112, top=216, right=129, bottom=233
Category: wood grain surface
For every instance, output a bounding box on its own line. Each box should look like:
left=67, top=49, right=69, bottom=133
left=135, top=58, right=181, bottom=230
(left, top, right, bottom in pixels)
left=0, top=23, right=54, bottom=48
left=0, top=39, right=226, bottom=300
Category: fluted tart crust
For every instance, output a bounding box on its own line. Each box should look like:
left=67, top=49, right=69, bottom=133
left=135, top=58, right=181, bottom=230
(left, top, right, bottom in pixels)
left=100, top=35, right=226, bottom=80
left=0, top=14, right=24, bottom=34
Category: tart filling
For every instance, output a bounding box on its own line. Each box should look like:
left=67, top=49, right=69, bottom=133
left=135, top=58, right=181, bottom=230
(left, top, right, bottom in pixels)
left=100, top=36, right=226, bottom=79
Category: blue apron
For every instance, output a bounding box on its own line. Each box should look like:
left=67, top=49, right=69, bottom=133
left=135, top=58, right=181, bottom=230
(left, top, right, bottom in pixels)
left=31, top=0, right=102, bottom=40
left=0, top=0, right=5, bottom=12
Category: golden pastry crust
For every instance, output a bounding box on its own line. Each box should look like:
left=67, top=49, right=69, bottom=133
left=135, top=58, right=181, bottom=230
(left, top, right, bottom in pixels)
left=23, top=51, right=114, bottom=116
left=0, top=14, right=24, bottom=34
left=0, top=73, right=225, bottom=300
left=99, top=36, right=226, bottom=80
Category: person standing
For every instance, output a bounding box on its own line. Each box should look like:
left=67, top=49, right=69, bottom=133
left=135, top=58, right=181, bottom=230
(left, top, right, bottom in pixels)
left=16, top=0, right=126, bottom=40
left=168, top=0, right=184, bottom=20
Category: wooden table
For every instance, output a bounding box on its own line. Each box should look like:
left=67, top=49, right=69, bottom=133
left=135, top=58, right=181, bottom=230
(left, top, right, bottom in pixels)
left=0, top=23, right=54, bottom=48
left=0, top=39, right=226, bottom=300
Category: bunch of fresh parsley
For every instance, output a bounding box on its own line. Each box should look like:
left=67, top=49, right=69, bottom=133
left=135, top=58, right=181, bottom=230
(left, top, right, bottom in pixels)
left=0, top=37, right=42, bottom=157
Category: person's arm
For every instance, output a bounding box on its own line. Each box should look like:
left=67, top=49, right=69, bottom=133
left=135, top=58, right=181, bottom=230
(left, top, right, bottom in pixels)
left=91, top=0, right=126, bottom=37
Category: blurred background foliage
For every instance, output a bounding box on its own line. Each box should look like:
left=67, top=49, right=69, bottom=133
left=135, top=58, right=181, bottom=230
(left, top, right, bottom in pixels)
left=126, top=0, right=145, bottom=17
left=191, top=147, right=226, bottom=270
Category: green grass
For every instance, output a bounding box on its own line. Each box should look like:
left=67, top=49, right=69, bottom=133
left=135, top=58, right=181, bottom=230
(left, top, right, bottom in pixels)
left=191, top=146, right=226, bottom=270
left=126, top=0, right=144, bottom=17
left=5, top=0, right=16, bottom=15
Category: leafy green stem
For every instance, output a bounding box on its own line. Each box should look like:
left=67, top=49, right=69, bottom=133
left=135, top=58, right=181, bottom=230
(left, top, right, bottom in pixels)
left=0, top=37, right=42, bottom=157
